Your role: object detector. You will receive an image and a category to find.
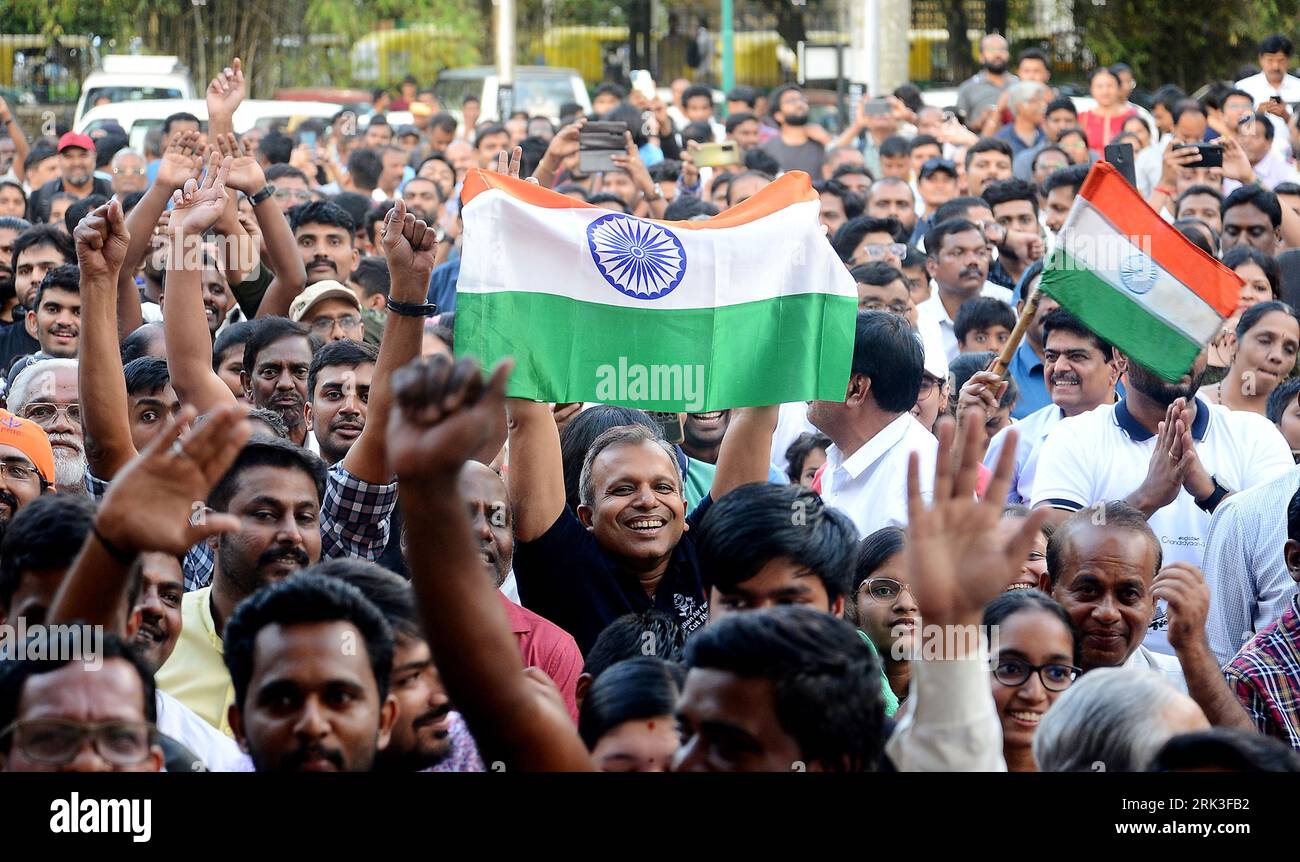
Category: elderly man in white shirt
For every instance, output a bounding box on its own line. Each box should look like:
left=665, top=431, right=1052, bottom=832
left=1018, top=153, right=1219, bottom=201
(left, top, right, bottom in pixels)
left=808, top=310, right=937, bottom=539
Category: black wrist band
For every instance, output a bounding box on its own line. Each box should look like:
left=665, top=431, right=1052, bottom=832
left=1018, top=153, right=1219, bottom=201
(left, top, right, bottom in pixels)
left=1195, top=477, right=1230, bottom=514
left=92, top=524, right=139, bottom=566
left=386, top=297, right=437, bottom=318
left=249, top=184, right=275, bottom=206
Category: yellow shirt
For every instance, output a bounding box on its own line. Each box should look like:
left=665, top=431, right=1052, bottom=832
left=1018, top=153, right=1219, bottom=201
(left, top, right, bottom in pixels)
left=155, top=587, right=236, bottom=738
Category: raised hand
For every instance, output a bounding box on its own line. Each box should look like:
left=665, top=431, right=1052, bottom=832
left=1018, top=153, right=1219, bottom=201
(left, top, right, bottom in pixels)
left=156, top=129, right=204, bottom=191
left=74, top=198, right=131, bottom=280
left=1217, top=135, right=1257, bottom=185
left=380, top=198, right=439, bottom=291
left=905, top=408, right=1048, bottom=634
left=216, top=132, right=266, bottom=195
left=957, top=369, right=1007, bottom=419
left=167, top=150, right=232, bottom=238
left=95, top=403, right=251, bottom=556
left=386, top=355, right=514, bottom=484
left=610, top=131, right=654, bottom=193
left=205, top=57, right=246, bottom=118
left=1153, top=562, right=1212, bottom=653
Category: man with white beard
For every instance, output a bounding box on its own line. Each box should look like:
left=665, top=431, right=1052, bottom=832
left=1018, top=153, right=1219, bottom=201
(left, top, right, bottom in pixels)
left=5, top=359, right=87, bottom=495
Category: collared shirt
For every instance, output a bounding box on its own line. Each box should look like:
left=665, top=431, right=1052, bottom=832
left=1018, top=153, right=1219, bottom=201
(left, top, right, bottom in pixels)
left=513, top=497, right=714, bottom=654
left=155, top=689, right=250, bottom=772
left=1031, top=398, right=1295, bottom=655
left=983, top=403, right=1063, bottom=504
left=1226, top=594, right=1300, bottom=749
left=916, top=284, right=1015, bottom=362
left=769, top=401, right=818, bottom=477
left=182, top=462, right=398, bottom=591
left=155, top=586, right=233, bottom=735
left=1237, top=72, right=1300, bottom=106
left=427, top=711, right=486, bottom=772
left=820, top=412, right=938, bottom=539
left=1203, top=467, right=1300, bottom=665
left=1223, top=149, right=1299, bottom=194
left=1008, top=338, right=1050, bottom=420
left=1122, top=643, right=1188, bottom=692
left=501, top=593, right=584, bottom=721
left=994, top=124, right=1047, bottom=159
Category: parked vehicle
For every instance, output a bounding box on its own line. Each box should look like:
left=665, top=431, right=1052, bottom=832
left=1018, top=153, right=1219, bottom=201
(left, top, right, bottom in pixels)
left=74, top=55, right=196, bottom=127
left=76, top=99, right=342, bottom=153
left=433, top=66, right=592, bottom=124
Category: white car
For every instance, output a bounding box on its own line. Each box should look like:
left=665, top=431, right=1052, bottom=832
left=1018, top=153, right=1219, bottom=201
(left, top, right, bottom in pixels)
left=74, top=55, right=196, bottom=128
left=76, top=99, right=346, bottom=153
left=433, top=66, right=591, bottom=125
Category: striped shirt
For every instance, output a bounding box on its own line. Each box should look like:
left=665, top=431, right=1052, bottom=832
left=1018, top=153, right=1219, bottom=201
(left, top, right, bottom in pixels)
left=1226, top=595, right=1300, bottom=749
left=1202, top=467, right=1300, bottom=665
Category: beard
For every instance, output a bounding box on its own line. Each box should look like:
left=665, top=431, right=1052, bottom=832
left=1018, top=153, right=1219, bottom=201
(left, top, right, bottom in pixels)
left=985, top=60, right=1009, bottom=75
left=1127, top=361, right=1206, bottom=407
left=49, top=437, right=89, bottom=495
left=782, top=112, right=810, bottom=127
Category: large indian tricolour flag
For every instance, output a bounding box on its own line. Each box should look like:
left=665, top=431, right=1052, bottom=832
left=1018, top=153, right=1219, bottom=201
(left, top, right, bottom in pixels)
left=453, top=169, right=857, bottom=411
left=1041, top=161, right=1241, bottom=381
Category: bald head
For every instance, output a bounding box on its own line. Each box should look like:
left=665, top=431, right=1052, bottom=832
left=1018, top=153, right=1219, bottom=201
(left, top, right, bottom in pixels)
left=458, top=461, right=514, bottom=587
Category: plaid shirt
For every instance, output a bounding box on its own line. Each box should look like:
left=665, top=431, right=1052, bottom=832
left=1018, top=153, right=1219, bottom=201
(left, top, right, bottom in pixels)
left=86, top=465, right=398, bottom=591
left=1225, top=594, right=1300, bottom=750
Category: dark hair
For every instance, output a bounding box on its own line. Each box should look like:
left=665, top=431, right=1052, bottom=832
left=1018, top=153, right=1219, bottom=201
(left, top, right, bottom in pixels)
left=265, top=164, right=310, bottom=186
left=947, top=351, right=1019, bottom=415
left=852, top=310, right=924, bottom=412
left=681, top=84, right=713, bottom=110
left=553, top=183, right=589, bottom=202
left=473, top=123, right=508, bottom=149
left=584, top=610, right=686, bottom=678
left=954, top=297, right=1016, bottom=345
left=346, top=148, right=383, bottom=191
left=852, top=527, right=906, bottom=596
left=328, top=192, right=372, bottom=240
left=783, top=431, right=832, bottom=484
left=742, top=148, right=780, bottom=177
left=1054, top=127, right=1088, bottom=150
left=23, top=144, right=56, bottom=174
left=429, top=112, right=459, bottom=135
left=924, top=217, right=982, bottom=260
left=1031, top=145, right=1069, bottom=175
left=1041, top=306, right=1114, bottom=360
left=560, top=405, right=660, bottom=512
left=211, top=319, right=256, bottom=373
left=1175, top=183, right=1224, bottom=212
left=908, top=134, right=941, bottom=154
left=0, top=181, right=28, bottom=212
left=1275, top=182, right=1300, bottom=198
left=33, top=262, right=79, bottom=307
left=1151, top=84, right=1187, bottom=117
left=162, top=111, right=201, bottom=137
left=364, top=201, right=396, bottom=246
left=1149, top=728, right=1300, bottom=772
left=684, top=606, right=885, bottom=771
left=934, top=195, right=988, bottom=225
left=1042, top=164, right=1090, bottom=198
left=0, top=495, right=98, bottom=613
left=680, top=121, right=714, bottom=146
left=1175, top=220, right=1218, bottom=256
left=664, top=195, right=718, bottom=221
left=122, top=356, right=171, bottom=398
left=1045, top=96, right=1078, bottom=117
left=1017, top=48, right=1050, bottom=71
left=578, top=657, right=684, bottom=750
left=1221, top=246, right=1281, bottom=299
left=724, top=111, right=758, bottom=134
left=814, top=180, right=864, bottom=221
left=11, top=225, right=75, bottom=291
left=1289, top=485, right=1300, bottom=546
left=965, top=137, right=1013, bottom=168
left=258, top=131, right=293, bottom=165
left=696, top=483, right=858, bottom=605
left=1089, top=66, right=1121, bottom=88
left=850, top=261, right=906, bottom=289
left=120, top=322, right=164, bottom=365
left=1223, top=185, right=1282, bottom=228
left=242, top=316, right=319, bottom=378
left=1046, top=501, right=1161, bottom=589
left=1251, top=111, right=1277, bottom=142
left=1266, top=377, right=1300, bottom=424
left=833, top=216, right=905, bottom=261
left=63, top=194, right=109, bottom=235
left=209, top=438, right=328, bottom=514
left=981, top=588, right=1075, bottom=647
left=0, top=632, right=156, bottom=750
left=879, top=135, right=911, bottom=160
left=308, top=337, right=378, bottom=400
left=313, top=558, right=420, bottom=640
left=831, top=163, right=874, bottom=184
left=223, top=575, right=394, bottom=709
left=351, top=256, right=390, bottom=299
left=727, top=85, right=760, bottom=108
left=1260, top=34, right=1295, bottom=56
left=289, top=200, right=356, bottom=236
left=1235, top=299, right=1297, bottom=341
left=982, top=177, right=1039, bottom=214
left=1171, top=99, right=1206, bottom=126
left=594, top=82, right=628, bottom=102
left=586, top=193, right=630, bottom=214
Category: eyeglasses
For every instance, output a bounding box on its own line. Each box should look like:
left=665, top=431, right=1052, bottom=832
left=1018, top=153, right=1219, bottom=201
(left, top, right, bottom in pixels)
left=112, top=167, right=147, bottom=176
left=19, top=402, right=82, bottom=428
left=1, top=718, right=158, bottom=767
left=858, top=242, right=906, bottom=262
left=274, top=189, right=313, bottom=202
left=860, top=299, right=913, bottom=317
left=992, top=659, right=1080, bottom=692
left=309, top=315, right=361, bottom=335
left=976, top=219, right=1007, bottom=243
left=858, top=576, right=914, bottom=604
left=917, top=374, right=943, bottom=397
left=0, top=460, right=40, bottom=484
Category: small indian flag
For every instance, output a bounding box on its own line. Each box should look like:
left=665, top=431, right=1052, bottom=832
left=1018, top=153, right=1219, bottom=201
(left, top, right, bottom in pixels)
left=453, top=169, right=858, bottom=411
left=1041, top=161, right=1242, bottom=381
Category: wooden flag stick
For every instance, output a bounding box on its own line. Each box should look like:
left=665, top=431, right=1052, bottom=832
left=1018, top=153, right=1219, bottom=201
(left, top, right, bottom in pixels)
left=988, top=284, right=1042, bottom=378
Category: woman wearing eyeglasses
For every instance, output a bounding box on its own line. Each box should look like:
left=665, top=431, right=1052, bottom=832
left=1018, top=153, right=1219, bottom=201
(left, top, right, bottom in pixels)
left=981, top=589, right=1079, bottom=772
left=845, top=527, right=917, bottom=714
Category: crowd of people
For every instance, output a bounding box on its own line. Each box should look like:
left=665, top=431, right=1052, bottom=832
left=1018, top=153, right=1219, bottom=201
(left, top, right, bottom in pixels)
left=3, top=33, right=1300, bottom=775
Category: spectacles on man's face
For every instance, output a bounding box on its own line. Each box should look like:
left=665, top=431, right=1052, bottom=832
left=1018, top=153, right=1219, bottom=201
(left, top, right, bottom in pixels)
left=857, top=242, right=906, bottom=263
left=19, top=402, right=82, bottom=428
left=860, top=299, right=913, bottom=317
left=992, top=659, right=1080, bottom=693
left=858, top=576, right=914, bottom=604
left=274, top=189, right=313, bottom=203
left=309, top=315, right=362, bottom=335
left=1, top=718, right=158, bottom=767
left=0, top=459, right=40, bottom=485
left=113, top=167, right=147, bottom=176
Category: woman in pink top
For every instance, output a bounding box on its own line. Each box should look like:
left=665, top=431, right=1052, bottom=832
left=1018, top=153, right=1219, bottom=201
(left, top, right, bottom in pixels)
left=1078, top=67, right=1137, bottom=150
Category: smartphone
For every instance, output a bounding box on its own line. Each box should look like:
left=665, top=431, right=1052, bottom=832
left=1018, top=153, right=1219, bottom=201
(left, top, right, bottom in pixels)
left=299, top=130, right=317, bottom=149
left=1271, top=96, right=1284, bottom=104
left=1173, top=142, right=1223, bottom=168
left=865, top=98, right=892, bottom=117
left=1103, top=141, right=1136, bottom=187
left=694, top=140, right=741, bottom=168
left=647, top=411, right=685, bottom=445
left=579, top=120, right=629, bottom=173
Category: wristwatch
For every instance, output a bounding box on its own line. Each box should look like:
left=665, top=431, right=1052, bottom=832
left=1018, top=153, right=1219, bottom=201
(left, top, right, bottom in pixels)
left=249, top=184, right=275, bottom=206
left=434, top=227, right=452, bottom=244
left=1195, top=476, right=1232, bottom=514
left=644, top=182, right=664, bottom=202
left=386, top=297, right=438, bottom=318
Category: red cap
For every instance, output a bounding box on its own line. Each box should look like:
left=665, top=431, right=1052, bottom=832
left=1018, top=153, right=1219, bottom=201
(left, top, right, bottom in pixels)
left=57, top=132, right=95, bottom=153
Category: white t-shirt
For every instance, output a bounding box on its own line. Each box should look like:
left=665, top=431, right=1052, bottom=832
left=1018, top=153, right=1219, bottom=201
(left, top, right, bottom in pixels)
left=983, top=402, right=1063, bottom=505
left=819, top=411, right=938, bottom=539
left=1031, top=398, right=1295, bottom=654
left=156, top=689, right=251, bottom=772
left=916, top=284, right=1015, bottom=362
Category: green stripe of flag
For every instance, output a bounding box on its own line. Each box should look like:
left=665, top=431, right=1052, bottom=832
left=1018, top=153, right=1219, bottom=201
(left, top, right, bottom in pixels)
left=1042, top=249, right=1202, bottom=382
left=455, top=291, right=857, bottom=411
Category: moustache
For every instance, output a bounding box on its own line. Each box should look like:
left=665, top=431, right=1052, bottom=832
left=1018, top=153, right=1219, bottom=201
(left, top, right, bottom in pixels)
left=47, top=433, right=84, bottom=454
left=256, top=545, right=310, bottom=570
left=281, top=743, right=345, bottom=772
left=0, top=488, right=19, bottom=517
left=309, top=257, right=337, bottom=271
left=412, top=703, right=452, bottom=732
left=960, top=267, right=983, bottom=279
